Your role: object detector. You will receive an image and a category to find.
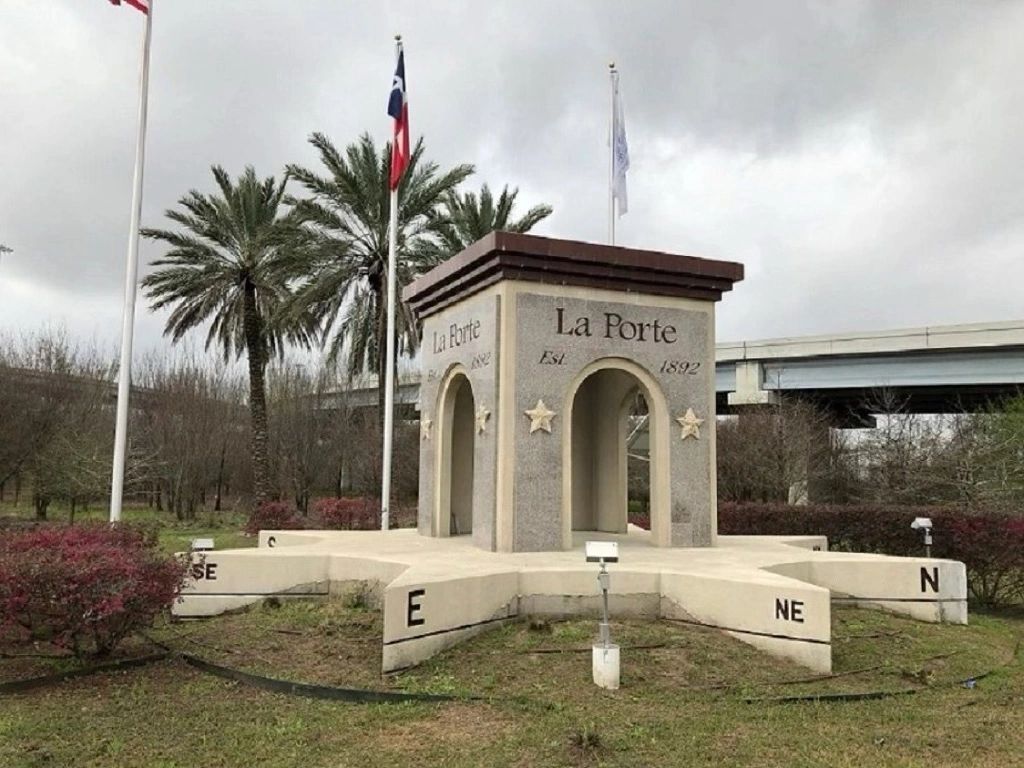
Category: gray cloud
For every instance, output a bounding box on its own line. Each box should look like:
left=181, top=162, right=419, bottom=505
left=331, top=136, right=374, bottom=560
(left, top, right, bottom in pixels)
left=1, top=0, right=1021, bottom=356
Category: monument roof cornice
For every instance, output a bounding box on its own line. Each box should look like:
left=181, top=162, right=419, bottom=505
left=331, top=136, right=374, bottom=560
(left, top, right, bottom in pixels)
left=404, top=232, right=744, bottom=319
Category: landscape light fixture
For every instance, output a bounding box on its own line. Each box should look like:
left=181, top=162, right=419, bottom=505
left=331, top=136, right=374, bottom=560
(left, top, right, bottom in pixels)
left=910, top=517, right=933, bottom=557
left=585, top=540, right=620, bottom=690
left=585, top=540, right=619, bottom=564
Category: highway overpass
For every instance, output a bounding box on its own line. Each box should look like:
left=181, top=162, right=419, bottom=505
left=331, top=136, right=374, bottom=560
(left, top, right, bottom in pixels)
left=718, top=319, right=1024, bottom=425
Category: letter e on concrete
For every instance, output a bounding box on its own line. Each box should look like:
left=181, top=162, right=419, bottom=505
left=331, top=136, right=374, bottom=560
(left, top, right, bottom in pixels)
left=407, top=589, right=426, bottom=627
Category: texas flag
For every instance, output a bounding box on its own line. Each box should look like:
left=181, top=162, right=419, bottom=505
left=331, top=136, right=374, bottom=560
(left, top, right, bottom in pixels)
left=387, top=44, right=409, bottom=190
left=109, top=0, right=149, bottom=14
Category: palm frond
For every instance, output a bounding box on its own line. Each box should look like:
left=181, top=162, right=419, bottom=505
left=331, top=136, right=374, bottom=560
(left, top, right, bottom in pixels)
left=142, top=165, right=315, bottom=364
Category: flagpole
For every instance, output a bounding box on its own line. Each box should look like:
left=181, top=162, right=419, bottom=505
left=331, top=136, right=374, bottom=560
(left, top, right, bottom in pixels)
left=608, top=62, right=616, bottom=246
left=380, top=36, right=402, bottom=532
left=109, top=0, right=154, bottom=523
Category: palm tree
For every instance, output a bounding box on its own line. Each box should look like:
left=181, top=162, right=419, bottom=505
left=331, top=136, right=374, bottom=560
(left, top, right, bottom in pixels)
left=437, top=183, right=553, bottom=257
left=286, top=132, right=474, bottom=420
left=141, top=166, right=317, bottom=505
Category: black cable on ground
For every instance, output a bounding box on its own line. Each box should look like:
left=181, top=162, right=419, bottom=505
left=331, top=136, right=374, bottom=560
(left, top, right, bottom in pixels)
left=744, top=688, right=918, bottom=704
left=486, top=642, right=673, bottom=655
left=0, top=653, right=169, bottom=696
left=176, top=651, right=468, bottom=704
left=8, top=623, right=1017, bottom=706
left=142, top=632, right=471, bottom=704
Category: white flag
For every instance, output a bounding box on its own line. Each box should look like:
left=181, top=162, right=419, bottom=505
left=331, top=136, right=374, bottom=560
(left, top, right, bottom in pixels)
left=612, top=70, right=629, bottom=216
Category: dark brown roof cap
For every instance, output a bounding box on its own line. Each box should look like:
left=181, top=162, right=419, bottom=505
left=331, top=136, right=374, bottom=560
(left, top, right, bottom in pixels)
left=404, top=232, right=744, bottom=319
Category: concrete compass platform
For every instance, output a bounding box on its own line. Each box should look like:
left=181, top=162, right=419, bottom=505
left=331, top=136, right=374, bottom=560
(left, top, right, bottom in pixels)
left=174, top=235, right=968, bottom=676
left=175, top=528, right=967, bottom=674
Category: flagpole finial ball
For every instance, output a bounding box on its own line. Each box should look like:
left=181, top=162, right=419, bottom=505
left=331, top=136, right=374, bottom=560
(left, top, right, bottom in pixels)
left=395, top=34, right=402, bottom=42
left=609, top=61, right=616, bottom=69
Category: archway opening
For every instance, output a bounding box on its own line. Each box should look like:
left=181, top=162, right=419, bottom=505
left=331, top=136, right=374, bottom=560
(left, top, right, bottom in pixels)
left=569, top=368, right=654, bottom=538
left=443, top=374, right=475, bottom=536
left=625, top=392, right=651, bottom=531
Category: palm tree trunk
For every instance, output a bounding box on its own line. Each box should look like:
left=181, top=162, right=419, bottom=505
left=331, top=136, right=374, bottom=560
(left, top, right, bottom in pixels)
left=243, top=280, right=271, bottom=507
left=214, top=439, right=226, bottom=512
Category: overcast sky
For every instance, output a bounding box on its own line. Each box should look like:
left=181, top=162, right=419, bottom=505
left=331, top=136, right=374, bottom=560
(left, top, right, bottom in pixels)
left=1, top=0, right=1022, bottom=362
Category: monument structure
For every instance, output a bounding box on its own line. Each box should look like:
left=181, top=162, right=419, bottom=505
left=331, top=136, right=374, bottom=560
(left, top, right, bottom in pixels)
left=406, top=231, right=742, bottom=552
left=176, top=233, right=968, bottom=676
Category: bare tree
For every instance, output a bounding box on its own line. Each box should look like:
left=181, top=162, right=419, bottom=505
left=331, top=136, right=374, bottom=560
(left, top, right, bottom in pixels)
left=856, top=390, right=948, bottom=506
left=717, top=399, right=850, bottom=504
left=0, top=330, right=113, bottom=519
left=267, top=362, right=342, bottom=514
left=134, top=353, right=248, bottom=520
left=923, top=398, right=1024, bottom=511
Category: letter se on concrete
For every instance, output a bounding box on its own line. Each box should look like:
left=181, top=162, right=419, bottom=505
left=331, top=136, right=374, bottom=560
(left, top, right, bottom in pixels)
left=191, top=562, right=218, bottom=581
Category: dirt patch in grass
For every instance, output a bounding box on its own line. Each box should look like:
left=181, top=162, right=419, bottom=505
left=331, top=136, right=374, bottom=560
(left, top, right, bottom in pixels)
left=149, top=598, right=387, bottom=690
left=383, top=701, right=515, bottom=754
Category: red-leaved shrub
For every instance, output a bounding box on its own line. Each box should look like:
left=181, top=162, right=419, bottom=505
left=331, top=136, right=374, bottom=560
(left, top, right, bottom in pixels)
left=718, top=502, right=1024, bottom=606
left=244, top=501, right=305, bottom=535
left=944, top=514, right=1024, bottom=607
left=628, top=511, right=651, bottom=531
left=0, top=524, right=188, bottom=657
left=313, top=497, right=380, bottom=530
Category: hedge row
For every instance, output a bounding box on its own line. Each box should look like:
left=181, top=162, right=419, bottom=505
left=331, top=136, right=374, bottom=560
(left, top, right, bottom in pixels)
left=245, top=498, right=416, bottom=535
left=718, top=502, right=1024, bottom=607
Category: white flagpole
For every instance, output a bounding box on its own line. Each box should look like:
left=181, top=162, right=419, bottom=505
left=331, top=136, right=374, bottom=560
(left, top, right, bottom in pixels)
left=380, top=186, right=398, bottom=531
left=380, top=37, right=401, bottom=532
left=109, top=0, right=154, bottom=523
left=608, top=62, right=616, bottom=246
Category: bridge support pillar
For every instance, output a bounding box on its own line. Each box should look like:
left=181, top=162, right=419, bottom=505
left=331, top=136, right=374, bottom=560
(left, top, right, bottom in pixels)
left=727, top=361, right=780, bottom=407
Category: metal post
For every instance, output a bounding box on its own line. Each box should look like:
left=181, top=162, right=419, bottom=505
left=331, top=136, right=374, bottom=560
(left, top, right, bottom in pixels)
left=608, top=62, right=616, bottom=246
left=598, top=561, right=611, bottom=649
left=380, top=185, right=398, bottom=532
left=109, top=0, right=154, bottom=523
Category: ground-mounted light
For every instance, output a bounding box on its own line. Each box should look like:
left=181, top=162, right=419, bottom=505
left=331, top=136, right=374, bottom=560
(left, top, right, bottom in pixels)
left=586, top=540, right=620, bottom=690
left=910, top=517, right=933, bottom=557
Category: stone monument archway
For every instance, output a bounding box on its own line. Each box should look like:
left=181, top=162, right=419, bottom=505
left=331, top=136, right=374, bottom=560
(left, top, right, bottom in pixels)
left=562, top=358, right=671, bottom=549
left=405, top=232, right=746, bottom=552
left=435, top=367, right=476, bottom=537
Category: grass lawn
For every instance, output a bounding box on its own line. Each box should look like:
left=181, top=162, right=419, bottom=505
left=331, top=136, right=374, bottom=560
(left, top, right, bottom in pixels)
left=0, top=501, right=256, bottom=554
left=2, top=601, right=1022, bottom=768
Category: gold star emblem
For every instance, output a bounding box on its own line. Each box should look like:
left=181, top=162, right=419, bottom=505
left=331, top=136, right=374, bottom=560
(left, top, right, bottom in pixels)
left=475, top=404, right=491, bottom=434
left=420, top=417, right=433, bottom=441
left=676, top=408, right=704, bottom=440
left=524, top=399, right=557, bottom=434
